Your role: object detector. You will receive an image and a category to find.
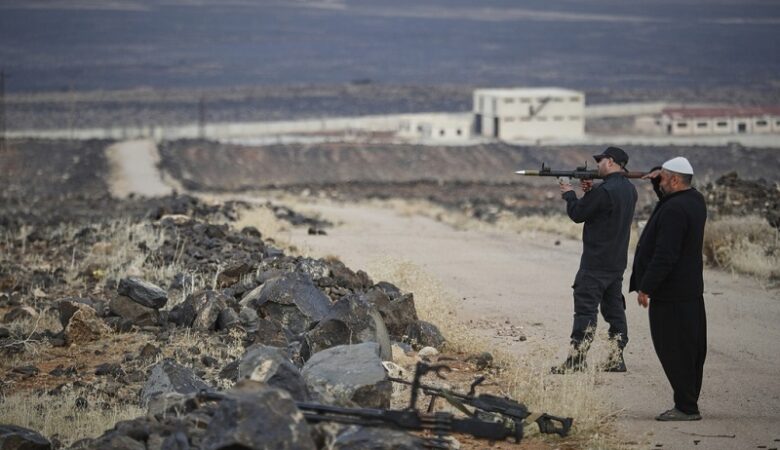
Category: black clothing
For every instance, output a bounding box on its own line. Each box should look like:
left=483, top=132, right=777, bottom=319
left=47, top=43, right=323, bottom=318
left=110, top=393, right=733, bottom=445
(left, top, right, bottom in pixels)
left=563, top=173, right=638, bottom=272
left=571, top=269, right=628, bottom=348
left=630, top=188, right=707, bottom=300
left=649, top=298, right=707, bottom=414
left=563, top=172, right=637, bottom=348
left=631, top=185, right=708, bottom=415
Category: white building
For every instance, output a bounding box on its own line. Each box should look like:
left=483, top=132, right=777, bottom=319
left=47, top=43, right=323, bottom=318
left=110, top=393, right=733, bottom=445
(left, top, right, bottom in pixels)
left=658, top=106, right=780, bottom=136
left=397, top=113, right=474, bottom=143
left=473, top=87, right=585, bottom=140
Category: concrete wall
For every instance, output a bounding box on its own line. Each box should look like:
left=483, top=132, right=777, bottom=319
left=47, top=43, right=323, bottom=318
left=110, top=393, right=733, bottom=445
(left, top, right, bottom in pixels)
left=8, top=113, right=437, bottom=142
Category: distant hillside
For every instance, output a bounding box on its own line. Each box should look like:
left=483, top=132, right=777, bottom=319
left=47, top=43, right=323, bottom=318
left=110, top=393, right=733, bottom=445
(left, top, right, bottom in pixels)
left=159, top=140, right=780, bottom=191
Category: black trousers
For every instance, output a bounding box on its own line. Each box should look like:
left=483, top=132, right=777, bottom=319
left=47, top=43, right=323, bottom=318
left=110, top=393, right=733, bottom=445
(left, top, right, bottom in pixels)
left=649, top=298, right=707, bottom=414
left=570, top=268, right=628, bottom=349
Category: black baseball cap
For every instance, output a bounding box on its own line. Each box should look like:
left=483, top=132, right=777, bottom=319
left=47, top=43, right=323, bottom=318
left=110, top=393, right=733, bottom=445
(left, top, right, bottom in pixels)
left=593, top=146, right=629, bottom=169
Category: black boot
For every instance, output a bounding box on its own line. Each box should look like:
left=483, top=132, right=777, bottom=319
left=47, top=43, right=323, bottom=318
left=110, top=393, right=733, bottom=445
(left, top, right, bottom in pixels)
left=601, top=350, right=627, bottom=373
left=550, top=351, right=588, bottom=374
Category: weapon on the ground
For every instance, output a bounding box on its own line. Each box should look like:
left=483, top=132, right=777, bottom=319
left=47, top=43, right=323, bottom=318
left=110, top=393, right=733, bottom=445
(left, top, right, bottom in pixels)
left=515, top=162, right=647, bottom=180
left=389, top=362, right=574, bottom=439
left=297, top=402, right=513, bottom=448
left=195, top=362, right=572, bottom=448
left=299, top=362, right=521, bottom=448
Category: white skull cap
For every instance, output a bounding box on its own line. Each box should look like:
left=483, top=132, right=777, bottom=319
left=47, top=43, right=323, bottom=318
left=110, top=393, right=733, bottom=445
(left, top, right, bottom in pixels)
left=662, top=156, right=694, bottom=175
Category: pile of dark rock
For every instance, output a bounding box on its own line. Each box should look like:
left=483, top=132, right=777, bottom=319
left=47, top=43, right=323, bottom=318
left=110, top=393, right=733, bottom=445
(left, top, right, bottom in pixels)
left=702, top=172, right=780, bottom=229
left=1, top=196, right=444, bottom=449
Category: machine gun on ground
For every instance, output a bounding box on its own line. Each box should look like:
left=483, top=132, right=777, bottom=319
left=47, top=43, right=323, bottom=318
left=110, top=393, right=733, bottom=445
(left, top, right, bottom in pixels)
left=389, top=362, right=573, bottom=440
left=515, top=162, right=646, bottom=180
left=196, top=362, right=572, bottom=448
left=298, top=402, right=513, bottom=448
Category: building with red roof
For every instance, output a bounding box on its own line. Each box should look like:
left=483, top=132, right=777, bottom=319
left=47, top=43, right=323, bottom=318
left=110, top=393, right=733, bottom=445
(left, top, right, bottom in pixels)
left=658, top=106, right=780, bottom=135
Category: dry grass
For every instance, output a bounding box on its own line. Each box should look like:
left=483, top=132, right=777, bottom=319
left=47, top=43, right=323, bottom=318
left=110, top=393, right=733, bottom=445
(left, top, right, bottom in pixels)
left=703, top=216, right=780, bottom=281
left=364, top=257, right=618, bottom=447
left=380, top=197, right=778, bottom=282
left=65, top=220, right=163, bottom=286
left=231, top=204, right=306, bottom=256
left=3, top=308, right=62, bottom=338
left=0, top=309, right=62, bottom=367
left=0, top=388, right=144, bottom=446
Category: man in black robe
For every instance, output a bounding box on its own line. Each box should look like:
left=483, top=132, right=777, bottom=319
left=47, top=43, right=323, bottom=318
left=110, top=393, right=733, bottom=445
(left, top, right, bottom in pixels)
left=631, top=156, right=708, bottom=421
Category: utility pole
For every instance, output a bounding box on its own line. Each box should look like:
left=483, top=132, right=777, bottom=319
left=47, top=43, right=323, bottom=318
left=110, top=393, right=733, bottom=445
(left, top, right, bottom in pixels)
left=0, top=69, right=6, bottom=152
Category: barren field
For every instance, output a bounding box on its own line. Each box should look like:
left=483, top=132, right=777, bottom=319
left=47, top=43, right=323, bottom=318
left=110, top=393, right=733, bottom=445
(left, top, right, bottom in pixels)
left=1, top=138, right=778, bottom=449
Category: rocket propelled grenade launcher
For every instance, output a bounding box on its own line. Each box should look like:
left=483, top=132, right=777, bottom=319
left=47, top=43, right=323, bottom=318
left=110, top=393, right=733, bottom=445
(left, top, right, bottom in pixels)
left=515, top=162, right=647, bottom=180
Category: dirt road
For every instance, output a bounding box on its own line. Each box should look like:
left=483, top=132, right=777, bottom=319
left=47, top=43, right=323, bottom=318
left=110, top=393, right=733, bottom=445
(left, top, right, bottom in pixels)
left=282, top=200, right=780, bottom=449
left=106, top=139, right=174, bottom=198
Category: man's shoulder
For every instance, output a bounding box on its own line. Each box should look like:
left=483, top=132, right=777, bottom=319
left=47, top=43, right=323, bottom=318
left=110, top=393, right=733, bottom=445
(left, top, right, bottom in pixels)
left=600, top=174, right=636, bottom=193
left=658, top=190, right=704, bottom=217
left=666, top=188, right=705, bottom=206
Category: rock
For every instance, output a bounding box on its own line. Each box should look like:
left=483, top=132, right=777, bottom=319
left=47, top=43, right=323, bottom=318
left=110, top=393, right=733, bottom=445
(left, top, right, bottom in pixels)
left=169, top=272, right=196, bottom=290
left=70, top=433, right=145, bottom=450
left=295, top=257, right=331, bottom=282
left=109, top=295, right=158, bottom=326
left=141, top=359, right=209, bottom=404
left=201, top=355, right=218, bottom=367
left=0, top=327, right=10, bottom=339
left=2, top=306, right=38, bottom=323
left=239, top=306, right=259, bottom=329
left=301, top=319, right=351, bottom=361
left=372, top=281, right=403, bottom=299
left=238, top=284, right=265, bottom=308
left=466, top=352, right=494, bottom=370
left=364, top=288, right=418, bottom=338
left=11, top=365, right=39, bottom=377
left=168, top=290, right=229, bottom=331
left=241, top=226, right=262, bottom=238
left=158, top=431, right=190, bottom=450
left=0, top=424, right=51, bottom=450
left=323, top=424, right=424, bottom=450
left=216, top=307, right=240, bottom=330
left=95, top=363, right=124, bottom=378
left=139, top=343, right=161, bottom=362
left=302, top=294, right=391, bottom=361
left=237, top=345, right=309, bottom=401
left=219, top=360, right=240, bottom=381
left=216, top=261, right=254, bottom=288
left=417, top=346, right=439, bottom=358
left=64, top=305, right=111, bottom=345
left=250, top=318, right=290, bottom=348
left=200, top=381, right=315, bottom=450
left=158, top=214, right=192, bottom=225
left=381, top=361, right=407, bottom=379
left=405, top=320, right=445, bottom=349
left=327, top=259, right=373, bottom=291
left=302, top=343, right=391, bottom=408
left=117, top=277, right=168, bottom=309
left=57, top=298, right=97, bottom=328
left=253, top=273, right=332, bottom=335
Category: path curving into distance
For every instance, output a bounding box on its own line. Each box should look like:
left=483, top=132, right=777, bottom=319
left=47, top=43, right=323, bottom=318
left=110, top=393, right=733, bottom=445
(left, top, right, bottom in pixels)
left=106, top=139, right=174, bottom=198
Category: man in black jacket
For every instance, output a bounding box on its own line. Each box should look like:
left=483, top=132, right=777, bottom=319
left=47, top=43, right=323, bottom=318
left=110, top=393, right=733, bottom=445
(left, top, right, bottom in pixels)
left=553, top=147, right=637, bottom=374
left=631, top=156, right=707, bottom=421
